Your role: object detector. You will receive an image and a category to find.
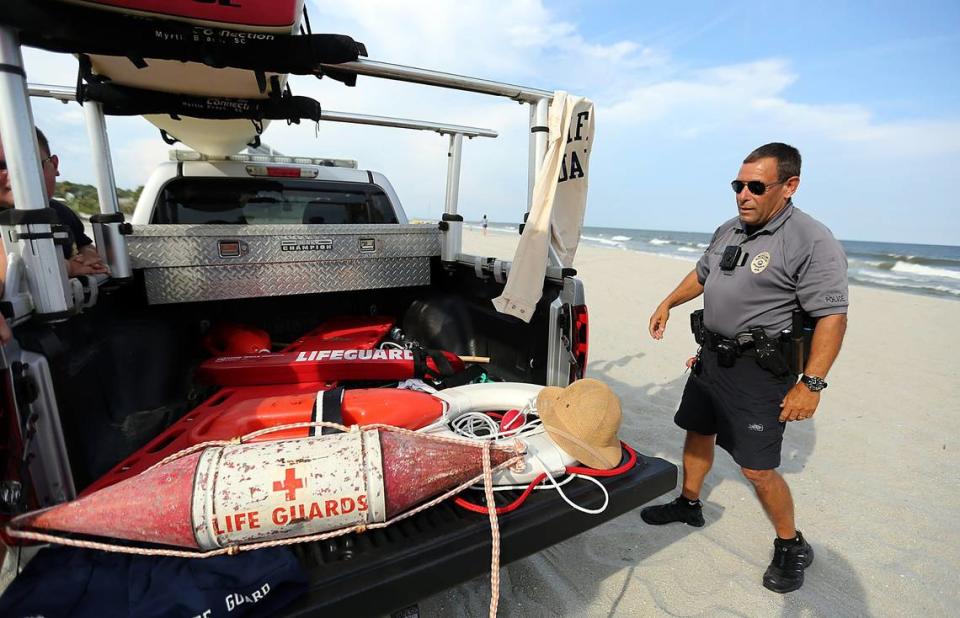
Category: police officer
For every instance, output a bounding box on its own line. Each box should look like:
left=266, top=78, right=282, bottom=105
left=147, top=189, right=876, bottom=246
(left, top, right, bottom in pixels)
left=641, top=143, right=848, bottom=593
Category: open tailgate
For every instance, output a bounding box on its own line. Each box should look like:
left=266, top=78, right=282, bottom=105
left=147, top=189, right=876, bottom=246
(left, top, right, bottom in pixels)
left=281, top=454, right=676, bottom=615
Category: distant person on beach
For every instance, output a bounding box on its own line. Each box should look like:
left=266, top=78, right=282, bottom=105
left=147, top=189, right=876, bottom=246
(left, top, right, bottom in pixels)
left=643, top=142, right=848, bottom=593
left=482, top=214, right=488, bottom=236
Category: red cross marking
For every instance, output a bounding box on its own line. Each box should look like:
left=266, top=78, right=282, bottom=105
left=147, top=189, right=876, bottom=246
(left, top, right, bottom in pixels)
left=273, top=467, right=304, bottom=501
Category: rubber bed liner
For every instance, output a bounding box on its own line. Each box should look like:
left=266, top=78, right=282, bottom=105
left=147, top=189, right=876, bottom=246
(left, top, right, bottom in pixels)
left=281, top=453, right=676, bottom=616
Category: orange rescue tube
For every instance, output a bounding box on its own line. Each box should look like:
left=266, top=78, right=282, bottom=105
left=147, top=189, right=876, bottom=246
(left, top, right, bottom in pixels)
left=82, top=386, right=445, bottom=496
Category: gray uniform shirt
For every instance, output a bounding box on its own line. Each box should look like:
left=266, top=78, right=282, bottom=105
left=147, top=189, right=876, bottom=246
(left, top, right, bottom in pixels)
left=696, top=201, right=848, bottom=338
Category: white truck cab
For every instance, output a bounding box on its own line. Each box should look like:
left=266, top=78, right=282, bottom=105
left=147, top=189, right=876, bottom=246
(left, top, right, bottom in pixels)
left=131, top=151, right=408, bottom=226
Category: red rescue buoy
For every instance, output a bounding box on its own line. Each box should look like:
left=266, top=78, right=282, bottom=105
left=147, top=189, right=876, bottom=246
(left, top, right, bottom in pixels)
left=15, top=429, right=517, bottom=550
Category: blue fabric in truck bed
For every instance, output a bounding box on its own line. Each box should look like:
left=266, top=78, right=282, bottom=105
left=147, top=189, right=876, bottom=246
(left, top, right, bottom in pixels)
left=0, top=545, right=307, bottom=617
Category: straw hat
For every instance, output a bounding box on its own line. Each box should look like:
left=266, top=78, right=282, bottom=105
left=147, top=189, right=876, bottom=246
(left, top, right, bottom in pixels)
left=536, top=378, right=622, bottom=470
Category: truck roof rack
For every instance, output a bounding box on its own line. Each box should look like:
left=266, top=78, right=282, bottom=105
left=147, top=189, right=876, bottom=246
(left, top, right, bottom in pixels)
left=28, top=83, right=499, bottom=139
left=320, top=59, right=554, bottom=104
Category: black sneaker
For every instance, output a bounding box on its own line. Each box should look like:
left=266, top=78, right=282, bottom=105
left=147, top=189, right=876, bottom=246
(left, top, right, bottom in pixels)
left=640, top=496, right=705, bottom=527
left=763, top=531, right=814, bottom=593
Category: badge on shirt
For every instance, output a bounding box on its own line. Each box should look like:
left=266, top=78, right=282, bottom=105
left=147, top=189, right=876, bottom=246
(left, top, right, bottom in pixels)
left=750, top=251, right=771, bottom=273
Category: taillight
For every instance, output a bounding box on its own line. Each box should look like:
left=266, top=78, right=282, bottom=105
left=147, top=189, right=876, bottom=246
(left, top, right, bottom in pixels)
left=570, top=304, right=588, bottom=381
left=244, top=164, right=319, bottom=178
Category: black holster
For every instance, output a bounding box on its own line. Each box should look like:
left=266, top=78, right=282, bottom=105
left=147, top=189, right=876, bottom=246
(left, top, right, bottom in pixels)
left=690, top=309, right=705, bottom=345
left=750, top=327, right=791, bottom=377
left=715, top=340, right=737, bottom=368
left=782, top=310, right=814, bottom=375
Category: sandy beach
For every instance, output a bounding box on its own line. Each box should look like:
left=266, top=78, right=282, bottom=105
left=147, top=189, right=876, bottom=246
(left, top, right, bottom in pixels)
left=419, top=228, right=960, bottom=617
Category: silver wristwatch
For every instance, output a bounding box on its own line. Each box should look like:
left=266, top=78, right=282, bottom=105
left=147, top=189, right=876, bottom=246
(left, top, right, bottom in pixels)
left=800, top=374, right=828, bottom=392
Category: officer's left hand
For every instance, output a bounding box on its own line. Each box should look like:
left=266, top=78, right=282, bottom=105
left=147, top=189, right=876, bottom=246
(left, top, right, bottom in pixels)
left=779, top=383, right=820, bottom=422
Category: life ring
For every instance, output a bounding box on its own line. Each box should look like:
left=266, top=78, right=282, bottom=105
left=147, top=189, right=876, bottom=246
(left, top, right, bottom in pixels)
left=422, top=382, right=578, bottom=486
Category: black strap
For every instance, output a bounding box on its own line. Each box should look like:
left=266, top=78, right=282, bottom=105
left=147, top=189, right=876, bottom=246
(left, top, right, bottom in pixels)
left=14, top=231, right=56, bottom=241
left=0, top=63, right=26, bottom=77
left=411, top=347, right=457, bottom=381
left=81, top=81, right=323, bottom=123
left=6, top=0, right=365, bottom=85
left=159, top=130, right=180, bottom=146
left=312, top=387, right=345, bottom=436
left=412, top=347, right=429, bottom=379
left=0, top=207, right=59, bottom=226
left=427, top=349, right=455, bottom=377
left=88, top=212, right=125, bottom=224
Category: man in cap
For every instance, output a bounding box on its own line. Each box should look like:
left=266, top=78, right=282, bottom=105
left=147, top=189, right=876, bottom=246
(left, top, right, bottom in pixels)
left=642, top=143, right=848, bottom=593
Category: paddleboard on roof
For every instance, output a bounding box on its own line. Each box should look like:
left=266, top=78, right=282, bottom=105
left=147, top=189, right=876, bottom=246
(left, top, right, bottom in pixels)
left=71, top=0, right=306, bottom=155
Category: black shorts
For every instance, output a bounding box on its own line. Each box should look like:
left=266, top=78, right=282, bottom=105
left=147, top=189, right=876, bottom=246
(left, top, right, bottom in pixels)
left=674, top=348, right=796, bottom=470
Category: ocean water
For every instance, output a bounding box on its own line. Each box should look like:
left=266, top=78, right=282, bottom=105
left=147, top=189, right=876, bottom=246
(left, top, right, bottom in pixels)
left=475, top=223, right=960, bottom=301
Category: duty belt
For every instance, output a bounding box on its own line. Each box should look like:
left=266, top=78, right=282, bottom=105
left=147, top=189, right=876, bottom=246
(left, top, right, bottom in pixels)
left=690, top=309, right=794, bottom=375
left=702, top=330, right=759, bottom=357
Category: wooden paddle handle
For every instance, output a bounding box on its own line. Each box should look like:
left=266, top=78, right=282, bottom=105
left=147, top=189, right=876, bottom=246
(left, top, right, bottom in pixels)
left=459, top=355, right=490, bottom=364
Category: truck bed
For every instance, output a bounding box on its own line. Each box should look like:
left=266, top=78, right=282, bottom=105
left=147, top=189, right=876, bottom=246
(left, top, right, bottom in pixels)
left=282, top=453, right=677, bottom=615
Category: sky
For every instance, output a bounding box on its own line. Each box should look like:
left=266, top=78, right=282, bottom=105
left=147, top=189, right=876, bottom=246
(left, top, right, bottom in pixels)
left=17, top=0, right=960, bottom=245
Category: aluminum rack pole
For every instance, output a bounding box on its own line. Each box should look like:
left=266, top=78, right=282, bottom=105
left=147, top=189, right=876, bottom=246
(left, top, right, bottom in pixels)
left=319, top=59, right=554, bottom=103
left=321, top=110, right=498, bottom=138
left=441, top=133, right=464, bottom=262
left=82, top=102, right=120, bottom=217
left=0, top=28, right=73, bottom=316
left=527, top=98, right=550, bottom=211
left=527, top=98, right=562, bottom=268
left=82, top=100, right=133, bottom=279
left=27, top=83, right=74, bottom=102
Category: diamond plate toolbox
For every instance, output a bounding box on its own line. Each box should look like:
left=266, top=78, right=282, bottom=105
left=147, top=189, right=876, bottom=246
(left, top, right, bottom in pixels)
left=127, top=224, right=441, bottom=304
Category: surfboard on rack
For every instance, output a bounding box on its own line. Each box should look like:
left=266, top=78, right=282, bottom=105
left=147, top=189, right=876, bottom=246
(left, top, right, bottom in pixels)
left=5, top=0, right=364, bottom=155
left=70, top=0, right=306, bottom=155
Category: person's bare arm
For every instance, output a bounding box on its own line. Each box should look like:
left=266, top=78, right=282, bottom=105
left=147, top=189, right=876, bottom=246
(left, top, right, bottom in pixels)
left=648, top=269, right=705, bottom=340
left=779, top=313, right=847, bottom=422
left=68, top=244, right=108, bottom=276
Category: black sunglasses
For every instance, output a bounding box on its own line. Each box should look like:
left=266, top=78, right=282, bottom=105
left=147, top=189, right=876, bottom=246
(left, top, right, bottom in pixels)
left=0, top=156, right=54, bottom=172
left=731, top=179, right=785, bottom=196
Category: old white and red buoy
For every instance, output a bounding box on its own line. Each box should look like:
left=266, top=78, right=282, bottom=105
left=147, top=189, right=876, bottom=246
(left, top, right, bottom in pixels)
left=14, top=428, right=517, bottom=550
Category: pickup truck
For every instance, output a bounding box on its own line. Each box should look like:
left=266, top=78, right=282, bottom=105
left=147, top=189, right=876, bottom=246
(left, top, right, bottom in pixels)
left=0, top=15, right=677, bottom=618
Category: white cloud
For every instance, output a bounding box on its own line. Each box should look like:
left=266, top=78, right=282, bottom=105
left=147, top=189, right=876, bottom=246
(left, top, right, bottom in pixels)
left=602, top=57, right=960, bottom=158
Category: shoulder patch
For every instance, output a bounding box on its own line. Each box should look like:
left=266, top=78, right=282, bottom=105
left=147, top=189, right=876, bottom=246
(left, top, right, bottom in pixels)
left=751, top=251, right=771, bottom=273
